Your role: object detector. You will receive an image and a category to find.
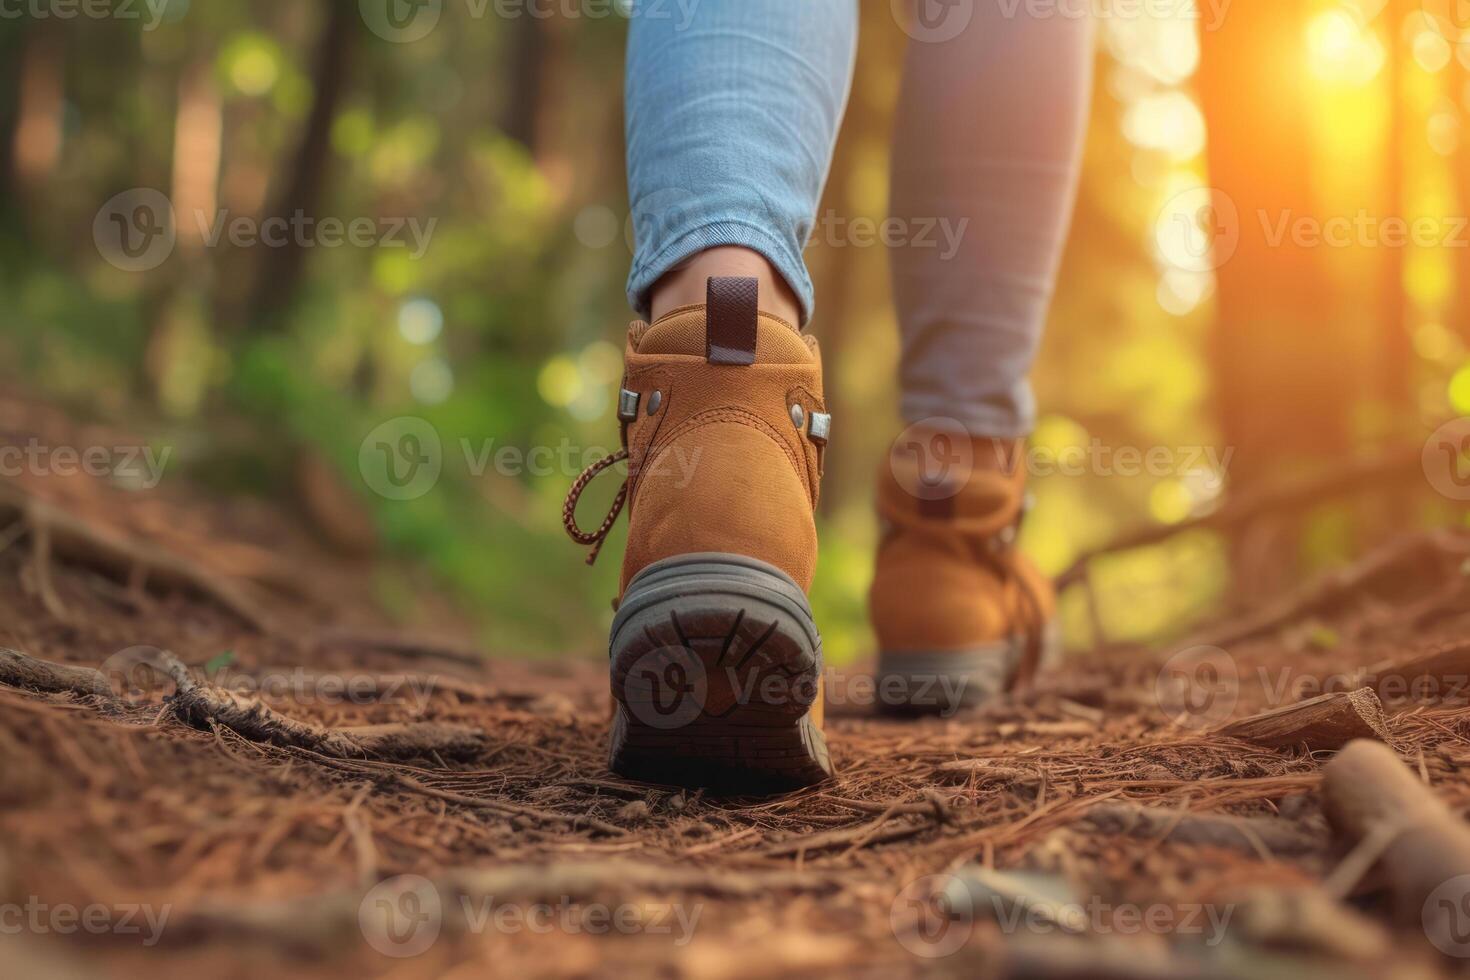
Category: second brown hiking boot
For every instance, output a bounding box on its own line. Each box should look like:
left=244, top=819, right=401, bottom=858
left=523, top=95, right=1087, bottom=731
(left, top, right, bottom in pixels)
left=869, top=427, right=1057, bottom=715
left=564, top=277, right=832, bottom=793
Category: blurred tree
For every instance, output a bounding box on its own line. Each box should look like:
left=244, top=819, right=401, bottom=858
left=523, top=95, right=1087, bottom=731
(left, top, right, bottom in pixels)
left=248, top=0, right=359, bottom=326
left=1379, top=0, right=1411, bottom=417
left=1197, top=0, right=1355, bottom=593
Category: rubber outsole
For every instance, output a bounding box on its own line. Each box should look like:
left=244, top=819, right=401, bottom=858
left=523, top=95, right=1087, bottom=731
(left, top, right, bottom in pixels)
left=876, top=623, right=1062, bottom=718
left=607, top=553, right=832, bottom=795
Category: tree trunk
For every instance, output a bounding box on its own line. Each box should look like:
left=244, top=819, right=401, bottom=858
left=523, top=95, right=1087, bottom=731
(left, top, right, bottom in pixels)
left=501, top=14, right=547, bottom=153
left=246, top=0, right=358, bottom=327
left=1196, top=0, right=1353, bottom=592
left=1379, top=0, right=1410, bottom=416
left=0, top=22, right=27, bottom=213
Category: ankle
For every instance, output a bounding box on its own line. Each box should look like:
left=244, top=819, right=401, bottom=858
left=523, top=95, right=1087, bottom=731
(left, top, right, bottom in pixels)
left=649, top=247, right=803, bottom=328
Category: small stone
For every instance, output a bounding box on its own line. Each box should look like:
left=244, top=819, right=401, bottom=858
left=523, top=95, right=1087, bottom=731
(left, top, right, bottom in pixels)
left=618, top=800, right=651, bottom=823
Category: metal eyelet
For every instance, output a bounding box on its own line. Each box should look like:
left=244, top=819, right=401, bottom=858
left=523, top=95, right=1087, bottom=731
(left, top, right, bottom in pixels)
left=647, top=390, right=663, bottom=415
left=790, top=404, right=806, bottom=429
left=617, top=389, right=640, bottom=422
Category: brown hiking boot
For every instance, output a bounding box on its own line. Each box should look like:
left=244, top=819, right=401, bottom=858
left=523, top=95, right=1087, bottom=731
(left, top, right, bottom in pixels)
left=869, top=426, right=1056, bottom=715
left=564, top=277, right=832, bottom=793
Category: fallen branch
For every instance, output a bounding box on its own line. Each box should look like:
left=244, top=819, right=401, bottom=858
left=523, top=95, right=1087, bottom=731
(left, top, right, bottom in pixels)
left=1216, top=688, right=1389, bottom=751
left=0, top=647, right=109, bottom=698
left=0, top=646, right=483, bottom=763
left=156, top=650, right=485, bottom=761
left=1322, top=739, right=1470, bottom=952
left=1056, top=446, right=1426, bottom=591
left=1368, top=640, right=1470, bottom=705
left=1083, top=801, right=1320, bottom=858
left=1189, top=530, right=1470, bottom=650
left=167, top=862, right=842, bottom=951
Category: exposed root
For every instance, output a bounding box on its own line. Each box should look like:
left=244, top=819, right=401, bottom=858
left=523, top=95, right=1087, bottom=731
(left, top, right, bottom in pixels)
left=0, top=647, right=109, bottom=697
left=1056, top=446, right=1428, bottom=590
left=0, top=484, right=274, bottom=632
left=0, top=646, right=485, bottom=763
left=1189, top=529, right=1470, bottom=650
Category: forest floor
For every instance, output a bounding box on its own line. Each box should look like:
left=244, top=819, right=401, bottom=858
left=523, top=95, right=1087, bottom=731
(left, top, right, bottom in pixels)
left=2, top=392, right=1469, bottom=980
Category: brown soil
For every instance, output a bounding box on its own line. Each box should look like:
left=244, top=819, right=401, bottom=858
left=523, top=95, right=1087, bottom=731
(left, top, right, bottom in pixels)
left=2, top=395, right=1468, bottom=979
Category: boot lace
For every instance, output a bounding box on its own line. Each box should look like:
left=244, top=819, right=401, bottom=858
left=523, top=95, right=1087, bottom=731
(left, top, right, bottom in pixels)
left=970, top=504, right=1047, bottom=691
left=562, top=448, right=629, bottom=566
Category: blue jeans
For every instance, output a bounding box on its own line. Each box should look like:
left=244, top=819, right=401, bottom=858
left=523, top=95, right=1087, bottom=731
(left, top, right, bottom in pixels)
left=625, top=0, right=1093, bottom=437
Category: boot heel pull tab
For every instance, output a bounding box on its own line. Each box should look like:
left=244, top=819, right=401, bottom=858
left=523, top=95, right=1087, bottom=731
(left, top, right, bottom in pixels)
left=706, top=276, right=759, bottom=366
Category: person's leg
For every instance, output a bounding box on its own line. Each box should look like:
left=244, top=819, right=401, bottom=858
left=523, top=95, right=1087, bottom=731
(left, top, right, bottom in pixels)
left=889, top=5, right=1093, bottom=436
left=625, top=0, right=858, bottom=327
left=573, top=2, right=857, bottom=791
left=872, top=6, right=1093, bottom=714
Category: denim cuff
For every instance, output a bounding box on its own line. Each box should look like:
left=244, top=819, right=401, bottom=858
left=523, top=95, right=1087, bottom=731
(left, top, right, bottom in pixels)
left=626, top=220, right=815, bottom=326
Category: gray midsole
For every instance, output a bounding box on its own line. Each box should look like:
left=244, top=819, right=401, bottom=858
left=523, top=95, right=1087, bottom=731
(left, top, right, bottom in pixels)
left=877, top=623, right=1063, bottom=700
left=611, top=552, right=818, bottom=654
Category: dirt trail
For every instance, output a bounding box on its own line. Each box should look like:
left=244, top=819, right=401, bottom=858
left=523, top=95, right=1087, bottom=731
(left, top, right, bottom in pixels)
left=2, top=398, right=1469, bottom=979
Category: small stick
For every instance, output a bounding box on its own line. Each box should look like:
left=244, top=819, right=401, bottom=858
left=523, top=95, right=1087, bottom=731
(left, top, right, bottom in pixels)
left=1322, top=739, right=1470, bottom=950
left=0, top=648, right=109, bottom=697
left=1084, top=801, right=1320, bottom=858
left=1217, top=688, right=1389, bottom=750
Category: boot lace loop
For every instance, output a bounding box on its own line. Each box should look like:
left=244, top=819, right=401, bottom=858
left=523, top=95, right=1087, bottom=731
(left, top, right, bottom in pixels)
left=563, top=448, right=629, bottom=566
